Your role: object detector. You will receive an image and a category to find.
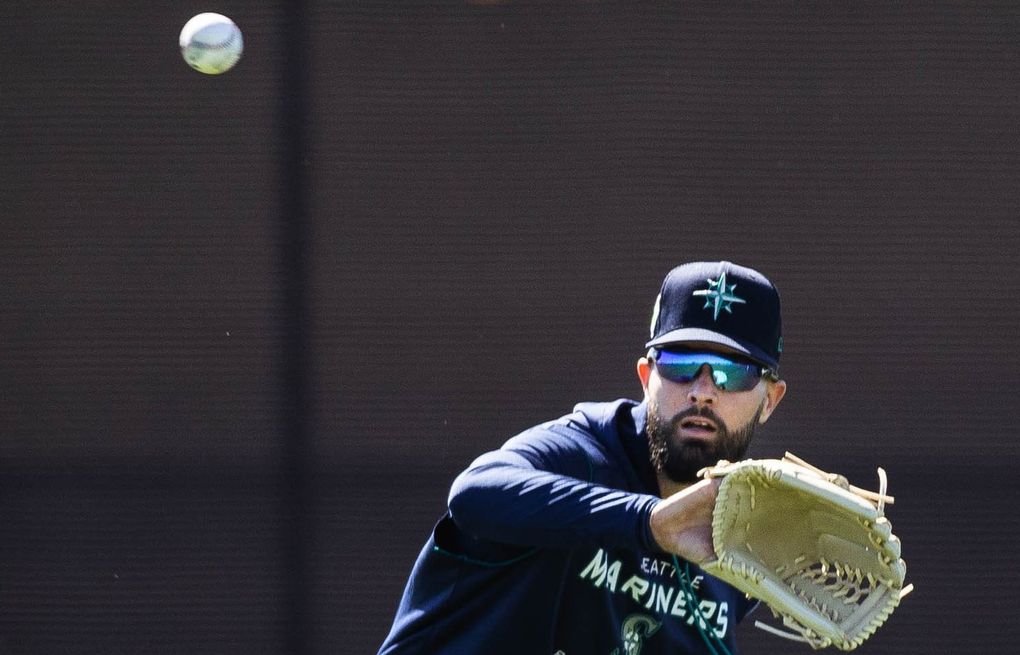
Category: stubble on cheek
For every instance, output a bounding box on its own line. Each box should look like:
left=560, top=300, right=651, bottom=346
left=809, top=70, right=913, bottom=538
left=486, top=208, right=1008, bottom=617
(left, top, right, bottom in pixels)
left=646, top=400, right=763, bottom=484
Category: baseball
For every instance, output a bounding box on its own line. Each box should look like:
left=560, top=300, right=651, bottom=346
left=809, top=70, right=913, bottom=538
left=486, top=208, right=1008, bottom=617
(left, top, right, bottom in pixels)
left=179, top=13, right=243, bottom=75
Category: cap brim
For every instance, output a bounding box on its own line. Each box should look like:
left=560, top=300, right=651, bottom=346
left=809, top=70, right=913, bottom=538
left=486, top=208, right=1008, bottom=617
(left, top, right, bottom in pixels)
left=646, top=327, right=778, bottom=370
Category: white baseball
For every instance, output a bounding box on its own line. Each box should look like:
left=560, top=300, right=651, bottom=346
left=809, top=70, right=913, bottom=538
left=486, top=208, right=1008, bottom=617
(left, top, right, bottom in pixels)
left=179, top=13, right=243, bottom=75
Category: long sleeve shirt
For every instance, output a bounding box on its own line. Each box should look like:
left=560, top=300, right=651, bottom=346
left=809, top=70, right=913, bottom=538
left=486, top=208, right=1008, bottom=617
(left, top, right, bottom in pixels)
left=378, top=399, right=757, bottom=654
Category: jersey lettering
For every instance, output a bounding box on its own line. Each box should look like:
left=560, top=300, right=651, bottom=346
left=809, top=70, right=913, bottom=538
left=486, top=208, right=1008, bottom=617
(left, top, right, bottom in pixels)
left=579, top=548, right=622, bottom=592
left=620, top=575, right=650, bottom=604
left=578, top=549, right=732, bottom=639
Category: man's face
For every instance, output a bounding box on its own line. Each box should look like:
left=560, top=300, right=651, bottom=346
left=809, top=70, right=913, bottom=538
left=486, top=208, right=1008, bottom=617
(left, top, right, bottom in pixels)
left=645, top=388, right=763, bottom=483
left=637, top=344, right=786, bottom=485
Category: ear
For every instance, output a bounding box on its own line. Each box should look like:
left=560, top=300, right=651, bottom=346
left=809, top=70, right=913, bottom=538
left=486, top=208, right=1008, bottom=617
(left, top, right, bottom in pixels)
left=758, top=378, right=788, bottom=424
left=636, top=356, right=653, bottom=398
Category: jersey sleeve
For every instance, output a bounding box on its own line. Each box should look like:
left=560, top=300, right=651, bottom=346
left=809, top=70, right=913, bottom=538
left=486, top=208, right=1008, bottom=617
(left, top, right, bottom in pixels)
left=446, top=421, right=661, bottom=553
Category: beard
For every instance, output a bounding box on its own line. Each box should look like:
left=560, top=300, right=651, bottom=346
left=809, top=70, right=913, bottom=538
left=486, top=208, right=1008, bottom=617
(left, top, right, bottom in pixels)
left=646, top=400, right=763, bottom=484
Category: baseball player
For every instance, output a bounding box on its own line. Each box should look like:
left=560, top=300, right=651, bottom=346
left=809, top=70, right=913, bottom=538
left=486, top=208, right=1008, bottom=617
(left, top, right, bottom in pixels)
left=378, top=261, right=788, bottom=655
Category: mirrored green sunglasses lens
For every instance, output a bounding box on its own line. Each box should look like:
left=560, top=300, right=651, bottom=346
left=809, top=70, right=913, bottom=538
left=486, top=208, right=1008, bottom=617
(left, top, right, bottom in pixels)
left=654, top=351, right=762, bottom=391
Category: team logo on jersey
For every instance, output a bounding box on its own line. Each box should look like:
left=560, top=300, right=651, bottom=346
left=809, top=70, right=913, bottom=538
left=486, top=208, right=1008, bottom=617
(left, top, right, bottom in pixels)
left=692, top=272, right=746, bottom=321
left=612, top=614, right=661, bottom=655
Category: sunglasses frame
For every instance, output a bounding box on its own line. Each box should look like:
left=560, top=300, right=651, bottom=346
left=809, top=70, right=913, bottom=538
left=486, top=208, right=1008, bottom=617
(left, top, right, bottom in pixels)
left=651, top=348, right=778, bottom=391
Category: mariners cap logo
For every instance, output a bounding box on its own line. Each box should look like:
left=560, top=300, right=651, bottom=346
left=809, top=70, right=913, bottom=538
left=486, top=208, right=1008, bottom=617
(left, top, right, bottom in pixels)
left=692, top=271, right=746, bottom=321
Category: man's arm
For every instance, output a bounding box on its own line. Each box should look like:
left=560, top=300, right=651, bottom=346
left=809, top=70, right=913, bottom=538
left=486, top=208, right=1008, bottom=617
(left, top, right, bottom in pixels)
left=648, top=477, right=721, bottom=564
left=447, top=446, right=661, bottom=552
left=446, top=432, right=720, bottom=563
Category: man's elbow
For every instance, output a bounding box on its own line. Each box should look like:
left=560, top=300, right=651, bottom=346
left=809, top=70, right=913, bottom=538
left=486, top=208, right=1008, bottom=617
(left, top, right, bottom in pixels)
left=447, top=468, right=485, bottom=528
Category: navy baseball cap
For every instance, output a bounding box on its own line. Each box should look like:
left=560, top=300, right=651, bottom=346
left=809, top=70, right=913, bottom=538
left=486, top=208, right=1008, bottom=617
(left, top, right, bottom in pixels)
left=646, top=261, right=783, bottom=371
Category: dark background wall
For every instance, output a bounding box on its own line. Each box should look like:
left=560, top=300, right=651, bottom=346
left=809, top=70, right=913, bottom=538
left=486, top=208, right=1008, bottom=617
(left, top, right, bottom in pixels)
left=3, top=2, right=1018, bottom=653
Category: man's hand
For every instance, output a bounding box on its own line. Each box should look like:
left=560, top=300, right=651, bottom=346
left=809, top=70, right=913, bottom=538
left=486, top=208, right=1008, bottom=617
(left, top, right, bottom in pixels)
left=648, top=477, right=721, bottom=564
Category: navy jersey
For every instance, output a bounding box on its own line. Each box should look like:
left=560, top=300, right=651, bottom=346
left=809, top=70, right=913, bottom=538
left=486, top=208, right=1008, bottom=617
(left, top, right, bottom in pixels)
left=378, top=399, right=757, bottom=654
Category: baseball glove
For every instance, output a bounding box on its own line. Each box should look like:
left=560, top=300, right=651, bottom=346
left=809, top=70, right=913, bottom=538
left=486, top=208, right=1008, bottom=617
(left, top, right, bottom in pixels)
left=698, top=453, right=912, bottom=651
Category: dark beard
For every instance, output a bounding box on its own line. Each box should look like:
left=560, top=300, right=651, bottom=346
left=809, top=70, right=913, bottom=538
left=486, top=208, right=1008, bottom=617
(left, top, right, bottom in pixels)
left=646, top=401, right=762, bottom=483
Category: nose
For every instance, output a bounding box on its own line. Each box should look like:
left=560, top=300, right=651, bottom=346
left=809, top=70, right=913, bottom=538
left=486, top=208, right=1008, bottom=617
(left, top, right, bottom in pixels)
left=687, top=365, right=718, bottom=405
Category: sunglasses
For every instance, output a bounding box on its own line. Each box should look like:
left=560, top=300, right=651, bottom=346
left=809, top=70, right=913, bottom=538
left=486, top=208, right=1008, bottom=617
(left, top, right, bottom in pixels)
left=652, top=349, right=775, bottom=392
